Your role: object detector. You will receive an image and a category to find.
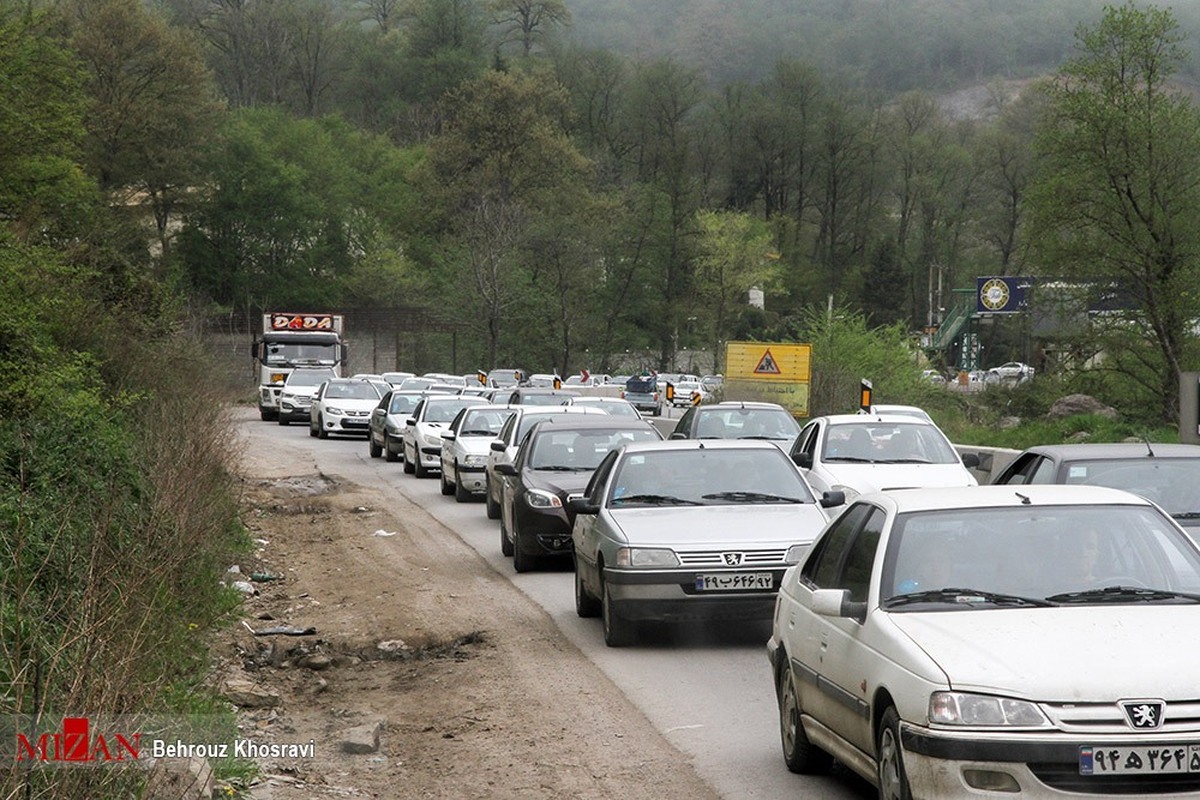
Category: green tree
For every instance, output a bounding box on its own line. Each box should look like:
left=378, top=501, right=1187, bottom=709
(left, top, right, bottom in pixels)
left=1028, top=2, right=1200, bottom=422
left=692, top=209, right=779, bottom=372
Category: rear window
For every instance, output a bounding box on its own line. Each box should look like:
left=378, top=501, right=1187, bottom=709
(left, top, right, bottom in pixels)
left=625, top=377, right=656, bottom=393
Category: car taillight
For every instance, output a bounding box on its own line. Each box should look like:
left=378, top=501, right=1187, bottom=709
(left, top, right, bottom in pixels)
left=620, top=391, right=626, bottom=398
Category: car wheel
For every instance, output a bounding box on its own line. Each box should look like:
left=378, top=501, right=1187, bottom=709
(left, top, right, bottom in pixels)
left=486, top=478, right=501, bottom=520
left=384, top=435, right=399, bottom=463
left=260, top=408, right=275, bottom=422
left=403, top=443, right=415, bottom=474
left=440, top=467, right=454, bottom=495
left=414, top=453, right=430, bottom=478
left=454, top=469, right=471, bottom=503
left=309, top=419, right=318, bottom=437
left=317, top=416, right=329, bottom=439
left=512, top=518, right=534, bottom=573
left=602, top=577, right=635, bottom=647
left=278, top=417, right=289, bottom=426
left=779, top=659, right=832, bottom=774
left=878, top=706, right=912, bottom=800
left=574, top=556, right=600, bottom=618
left=499, top=511, right=513, bottom=556
left=369, top=435, right=382, bottom=458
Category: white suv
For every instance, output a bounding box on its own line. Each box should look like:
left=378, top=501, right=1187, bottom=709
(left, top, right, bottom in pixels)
left=278, top=368, right=336, bottom=425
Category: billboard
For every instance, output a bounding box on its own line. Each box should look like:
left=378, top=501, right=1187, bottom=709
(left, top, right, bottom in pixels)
left=976, top=276, right=1033, bottom=314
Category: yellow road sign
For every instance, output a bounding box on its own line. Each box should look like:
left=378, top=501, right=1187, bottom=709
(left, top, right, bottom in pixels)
left=725, top=342, right=811, bottom=382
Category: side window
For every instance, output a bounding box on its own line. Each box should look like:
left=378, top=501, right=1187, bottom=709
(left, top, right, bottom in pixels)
left=498, top=414, right=517, bottom=444
left=1028, top=457, right=1058, bottom=484
left=800, top=423, right=819, bottom=457
left=376, top=391, right=391, bottom=411
left=841, top=509, right=885, bottom=602
left=411, top=399, right=426, bottom=421
left=802, top=504, right=873, bottom=588
left=673, top=408, right=694, bottom=437
left=588, top=451, right=620, bottom=504
left=997, top=454, right=1039, bottom=485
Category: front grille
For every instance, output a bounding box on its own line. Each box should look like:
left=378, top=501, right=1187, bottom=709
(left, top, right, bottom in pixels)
left=1043, top=700, right=1200, bottom=734
left=1029, top=763, right=1200, bottom=794
left=677, top=549, right=789, bottom=567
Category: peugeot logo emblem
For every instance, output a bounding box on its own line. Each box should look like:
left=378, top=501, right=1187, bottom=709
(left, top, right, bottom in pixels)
left=722, top=552, right=744, bottom=566
left=1121, top=700, right=1165, bottom=730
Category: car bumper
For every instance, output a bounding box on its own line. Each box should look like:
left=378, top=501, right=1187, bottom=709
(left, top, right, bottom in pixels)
left=602, top=567, right=785, bottom=622
left=899, top=723, right=1200, bottom=797
left=418, top=445, right=442, bottom=468
left=323, top=415, right=370, bottom=433
left=455, top=465, right=487, bottom=493
left=513, top=508, right=574, bottom=558
left=279, top=404, right=312, bottom=422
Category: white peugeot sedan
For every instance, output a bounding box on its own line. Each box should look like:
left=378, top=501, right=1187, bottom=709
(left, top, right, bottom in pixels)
left=439, top=404, right=518, bottom=501
left=768, top=484, right=1200, bottom=799
left=402, top=395, right=489, bottom=478
left=308, top=378, right=384, bottom=439
left=571, top=439, right=845, bottom=646
left=789, top=414, right=978, bottom=504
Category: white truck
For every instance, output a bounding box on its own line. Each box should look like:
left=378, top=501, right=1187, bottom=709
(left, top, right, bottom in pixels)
left=252, top=312, right=348, bottom=421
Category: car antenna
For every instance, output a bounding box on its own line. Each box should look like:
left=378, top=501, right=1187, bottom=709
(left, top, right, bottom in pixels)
left=1014, top=491, right=1031, bottom=505
left=1141, top=437, right=1156, bottom=457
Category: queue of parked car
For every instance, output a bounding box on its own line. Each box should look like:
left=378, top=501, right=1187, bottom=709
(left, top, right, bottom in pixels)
left=271, top=370, right=1200, bottom=800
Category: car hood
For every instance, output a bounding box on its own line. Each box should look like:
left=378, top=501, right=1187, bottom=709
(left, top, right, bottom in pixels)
left=455, top=436, right=498, bottom=456
left=888, top=606, right=1200, bottom=699
left=610, top=504, right=830, bottom=546
left=818, top=462, right=976, bottom=491
left=282, top=386, right=321, bottom=398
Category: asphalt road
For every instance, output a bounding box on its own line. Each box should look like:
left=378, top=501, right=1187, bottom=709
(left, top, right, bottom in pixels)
left=246, top=410, right=874, bottom=800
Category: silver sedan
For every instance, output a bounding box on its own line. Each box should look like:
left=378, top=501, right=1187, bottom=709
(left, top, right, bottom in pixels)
left=570, top=439, right=843, bottom=646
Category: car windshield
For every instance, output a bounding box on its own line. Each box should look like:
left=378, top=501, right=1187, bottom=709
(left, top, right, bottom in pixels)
left=529, top=429, right=662, bottom=471
left=324, top=382, right=381, bottom=400
left=517, top=392, right=565, bottom=406
left=823, top=422, right=958, bottom=463
left=399, top=378, right=437, bottom=391
left=425, top=399, right=480, bottom=423
left=388, top=394, right=420, bottom=414
left=286, top=371, right=333, bottom=387
left=693, top=408, right=801, bottom=440
left=580, top=400, right=639, bottom=418
left=880, top=505, right=1200, bottom=609
left=1059, top=458, right=1200, bottom=519
left=608, top=448, right=815, bottom=506
left=459, top=408, right=514, bottom=436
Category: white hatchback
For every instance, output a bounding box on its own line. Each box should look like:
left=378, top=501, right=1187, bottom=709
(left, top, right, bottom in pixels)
left=789, top=414, right=978, bottom=504
left=768, top=484, right=1200, bottom=798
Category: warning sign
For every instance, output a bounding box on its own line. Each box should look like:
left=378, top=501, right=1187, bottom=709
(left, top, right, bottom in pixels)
left=754, top=349, right=782, bottom=375
left=724, top=341, right=813, bottom=418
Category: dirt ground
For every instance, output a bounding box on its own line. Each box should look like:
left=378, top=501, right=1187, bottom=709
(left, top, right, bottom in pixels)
left=215, top=430, right=724, bottom=800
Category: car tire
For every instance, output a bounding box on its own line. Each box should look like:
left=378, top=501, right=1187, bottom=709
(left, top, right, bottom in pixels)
left=403, top=445, right=415, bottom=474
left=414, top=453, right=430, bottom=478
left=278, top=417, right=289, bottom=426
left=779, top=659, right=833, bottom=774
left=602, top=577, right=635, bottom=647
left=574, top=557, right=600, bottom=618
left=260, top=408, right=275, bottom=422
left=369, top=436, right=382, bottom=458
left=385, top=435, right=399, bottom=463
left=512, top=518, right=534, bottom=573
left=454, top=470, right=471, bottom=503
left=309, top=420, right=318, bottom=437
left=440, top=467, right=454, bottom=495
left=317, top=416, right=329, bottom=439
left=499, top=512, right=513, bottom=556
left=878, top=706, right=912, bottom=800
left=486, top=478, right=501, bottom=520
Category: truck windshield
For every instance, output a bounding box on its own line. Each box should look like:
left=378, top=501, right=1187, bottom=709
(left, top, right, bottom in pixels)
left=262, top=342, right=338, bottom=366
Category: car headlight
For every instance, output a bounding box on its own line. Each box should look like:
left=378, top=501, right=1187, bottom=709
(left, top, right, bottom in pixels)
left=784, top=543, right=811, bottom=565
left=420, top=431, right=443, bottom=447
left=463, top=454, right=487, bottom=467
left=325, top=405, right=346, bottom=415
left=929, top=692, right=1050, bottom=728
left=525, top=489, right=562, bottom=509
left=615, top=548, right=680, bottom=568
left=831, top=484, right=861, bottom=503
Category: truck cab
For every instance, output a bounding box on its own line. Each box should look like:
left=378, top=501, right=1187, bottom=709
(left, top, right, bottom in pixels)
left=254, top=313, right=348, bottom=420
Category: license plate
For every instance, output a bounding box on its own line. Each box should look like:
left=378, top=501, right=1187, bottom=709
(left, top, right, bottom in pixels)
left=694, top=573, right=773, bottom=591
left=1079, top=745, right=1200, bottom=775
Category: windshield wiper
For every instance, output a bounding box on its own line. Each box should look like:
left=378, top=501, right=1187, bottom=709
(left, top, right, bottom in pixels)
left=824, top=456, right=875, bottom=463
left=876, top=458, right=932, bottom=464
left=883, top=588, right=1054, bottom=608
left=701, top=491, right=801, bottom=504
left=1045, top=586, right=1200, bottom=604
left=534, top=465, right=578, bottom=472
left=615, top=494, right=703, bottom=506
left=462, top=429, right=497, bottom=436
left=1171, top=512, right=1200, bottom=519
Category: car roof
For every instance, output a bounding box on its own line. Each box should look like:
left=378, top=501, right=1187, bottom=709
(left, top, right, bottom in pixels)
left=705, top=401, right=788, bottom=410
left=1013, top=442, right=1200, bottom=459
left=615, top=439, right=796, bottom=455
left=857, top=484, right=1156, bottom=514
left=527, top=416, right=658, bottom=433
left=818, top=413, right=937, bottom=425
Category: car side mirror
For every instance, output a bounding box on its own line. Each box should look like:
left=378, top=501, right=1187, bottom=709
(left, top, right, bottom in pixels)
left=441, top=430, right=455, bottom=441
left=494, top=463, right=517, bottom=477
left=669, top=432, right=687, bottom=440
left=793, top=451, right=813, bottom=469
left=405, top=418, right=416, bottom=426
left=568, top=497, right=599, bottom=515
left=490, top=440, right=506, bottom=452
left=820, top=490, right=845, bottom=508
left=811, top=588, right=866, bottom=623
left=960, top=452, right=980, bottom=468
